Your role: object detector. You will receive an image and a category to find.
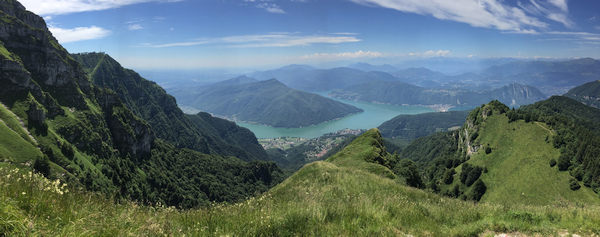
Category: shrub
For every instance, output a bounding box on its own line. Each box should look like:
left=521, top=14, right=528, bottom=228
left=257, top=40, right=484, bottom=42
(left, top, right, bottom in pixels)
left=470, top=179, right=487, bottom=201
left=549, top=159, right=557, bottom=167
left=485, top=146, right=492, bottom=154
left=34, top=156, right=51, bottom=177
left=442, top=169, right=455, bottom=185
left=394, top=159, right=424, bottom=189
left=465, top=166, right=482, bottom=187
left=60, top=142, right=74, bottom=159
left=557, top=155, right=570, bottom=171
left=569, top=179, right=581, bottom=191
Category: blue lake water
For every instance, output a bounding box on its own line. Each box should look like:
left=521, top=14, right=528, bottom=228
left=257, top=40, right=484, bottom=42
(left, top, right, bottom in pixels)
left=235, top=94, right=435, bottom=138
left=180, top=94, right=477, bottom=138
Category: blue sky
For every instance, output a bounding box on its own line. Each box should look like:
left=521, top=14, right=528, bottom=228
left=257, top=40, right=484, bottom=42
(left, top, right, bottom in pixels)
left=18, top=0, right=600, bottom=70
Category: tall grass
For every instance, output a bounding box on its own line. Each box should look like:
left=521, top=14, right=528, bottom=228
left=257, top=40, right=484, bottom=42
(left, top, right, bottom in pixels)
left=2, top=162, right=600, bottom=236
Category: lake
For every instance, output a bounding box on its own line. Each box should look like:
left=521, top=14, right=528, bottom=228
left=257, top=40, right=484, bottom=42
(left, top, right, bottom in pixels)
left=225, top=94, right=436, bottom=138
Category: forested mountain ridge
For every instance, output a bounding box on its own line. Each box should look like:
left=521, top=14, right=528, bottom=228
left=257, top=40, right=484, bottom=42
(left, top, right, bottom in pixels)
left=396, top=98, right=600, bottom=205
left=564, top=80, right=600, bottom=109
left=178, top=78, right=363, bottom=127
left=0, top=0, right=283, bottom=208
left=378, top=110, right=469, bottom=140
left=71, top=52, right=267, bottom=161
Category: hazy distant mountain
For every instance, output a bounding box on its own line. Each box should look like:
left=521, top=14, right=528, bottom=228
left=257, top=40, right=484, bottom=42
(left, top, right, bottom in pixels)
left=180, top=78, right=363, bottom=127
left=564, top=80, right=600, bottom=108
left=479, top=58, right=600, bottom=95
left=330, top=82, right=545, bottom=107
left=250, top=66, right=397, bottom=92
left=391, top=67, right=448, bottom=87
left=347, top=62, right=398, bottom=73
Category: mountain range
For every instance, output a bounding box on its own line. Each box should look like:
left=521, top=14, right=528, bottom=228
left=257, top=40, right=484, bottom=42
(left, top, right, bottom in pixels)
left=330, top=82, right=546, bottom=107
left=175, top=77, right=363, bottom=128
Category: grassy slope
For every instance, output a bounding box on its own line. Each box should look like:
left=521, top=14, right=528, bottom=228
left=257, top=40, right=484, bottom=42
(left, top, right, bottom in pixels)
left=2, top=128, right=600, bottom=236
left=0, top=104, right=41, bottom=163
left=462, top=115, right=600, bottom=205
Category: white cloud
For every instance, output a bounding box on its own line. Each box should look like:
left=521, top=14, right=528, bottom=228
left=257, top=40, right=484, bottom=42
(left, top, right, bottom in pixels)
left=141, top=33, right=361, bottom=48
left=128, top=24, right=144, bottom=30
left=257, top=3, right=286, bottom=14
left=408, top=49, right=451, bottom=57
left=300, top=50, right=384, bottom=60
left=19, top=0, right=182, bottom=16
left=48, top=26, right=110, bottom=43
left=349, top=0, right=574, bottom=32
left=548, top=0, right=568, bottom=12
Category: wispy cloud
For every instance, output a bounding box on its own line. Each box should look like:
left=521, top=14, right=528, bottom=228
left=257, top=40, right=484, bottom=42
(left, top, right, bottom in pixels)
left=48, top=26, right=110, bottom=43
left=300, top=50, right=384, bottom=60
left=19, top=0, right=182, bottom=16
left=141, top=33, right=361, bottom=48
left=257, top=3, right=286, bottom=14
left=244, top=0, right=294, bottom=14
left=350, top=0, right=573, bottom=32
left=408, top=50, right=451, bottom=57
left=128, top=24, right=144, bottom=31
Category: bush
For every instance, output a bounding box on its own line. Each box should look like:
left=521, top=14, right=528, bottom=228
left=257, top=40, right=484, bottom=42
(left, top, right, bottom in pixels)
left=442, top=169, right=455, bottom=184
left=460, top=163, right=483, bottom=187
left=549, top=159, right=557, bottom=167
left=33, top=156, right=51, bottom=177
left=485, top=146, right=492, bottom=154
left=569, top=179, right=581, bottom=191
left=465, top=166, right=482, bottom=187
left=470, top=179, right=487, bottom=201
left=60, top=142, right=75, bottom=159
left=394, top=159, right=424, bottom=188
left=557, top=155, right=570, bottom=171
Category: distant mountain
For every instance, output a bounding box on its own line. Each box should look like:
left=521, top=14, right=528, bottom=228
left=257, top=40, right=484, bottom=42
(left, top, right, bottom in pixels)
left=180, top=78, right=363, bottom=127
left=72, top=53, right=268, bottom=161
left=391, top=67, right=447, bottom=87
left=480, top=58, right=600, bottom=95
left=378, top=111, right=469, bottom=140
left=330, top=82, right=545, bottom=107
left=564, top=80, right=600, bottom=108
left=250, top=66, right=397, bottom=92
left=347, top=62, right=398, bottom=73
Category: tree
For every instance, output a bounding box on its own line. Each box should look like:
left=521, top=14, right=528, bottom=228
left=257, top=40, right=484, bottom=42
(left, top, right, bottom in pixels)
left=470, top=179, right=487, bottom=201
left=557, top=155, right=571, bottom=171
left=61, top=142, right=75, bottom=159
left=569, top=179, right=581, bottom=191
left=442, top=168, right=455, bottom=184
left=34, top=156, right=51, bottom=177
left=465, top=166, right=482, bottom=187
left=549, top=159, right=557, bottom=167
left=394, top=159, right=424, bottom=188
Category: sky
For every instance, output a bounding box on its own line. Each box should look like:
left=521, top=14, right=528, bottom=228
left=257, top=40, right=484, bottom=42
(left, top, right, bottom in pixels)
left=17, top=0, right=600, bottom=70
